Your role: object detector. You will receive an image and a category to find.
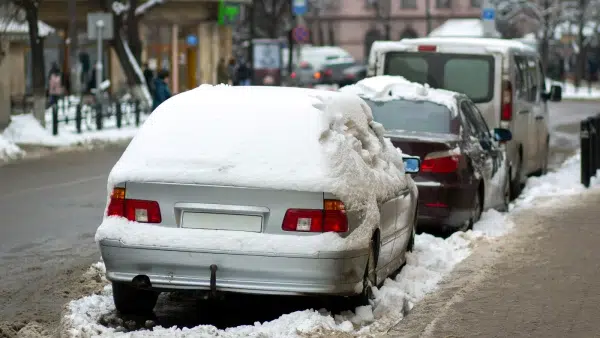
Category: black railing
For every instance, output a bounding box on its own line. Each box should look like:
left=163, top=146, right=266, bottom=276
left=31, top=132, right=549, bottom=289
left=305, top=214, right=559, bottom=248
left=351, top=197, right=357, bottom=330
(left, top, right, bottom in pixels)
left=49, top=96, right=146, bottom=136
left=580, top=114, right=600, bottom=187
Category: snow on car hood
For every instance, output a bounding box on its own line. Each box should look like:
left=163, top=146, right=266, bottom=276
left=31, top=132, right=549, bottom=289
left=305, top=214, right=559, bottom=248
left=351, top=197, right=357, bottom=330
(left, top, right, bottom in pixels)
left=340, top=76, right=459, bottom=117
left=102, top=85, right=410, bottom=250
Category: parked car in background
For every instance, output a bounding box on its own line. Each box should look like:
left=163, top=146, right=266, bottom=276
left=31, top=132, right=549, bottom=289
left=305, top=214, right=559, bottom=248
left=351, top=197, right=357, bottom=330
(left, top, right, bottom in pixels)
left=367, top=37, right=562, bottom=199
left=286, top=46, right=356, bottom=88
left=341, top=76, right=512, bottom=234
left=338, top=64, right=368, bottom=87
left=96, top=85, right=420, bottom=315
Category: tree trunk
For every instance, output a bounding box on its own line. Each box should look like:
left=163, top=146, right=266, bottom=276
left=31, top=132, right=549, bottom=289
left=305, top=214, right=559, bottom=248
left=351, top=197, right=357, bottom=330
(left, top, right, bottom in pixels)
left=575, top=0, right=587, bottom=89
left=540, top=0, right=550, bottom=74
left=22, top=0, right=46, bottom=127
left=126, top=0, right=142, bottom=63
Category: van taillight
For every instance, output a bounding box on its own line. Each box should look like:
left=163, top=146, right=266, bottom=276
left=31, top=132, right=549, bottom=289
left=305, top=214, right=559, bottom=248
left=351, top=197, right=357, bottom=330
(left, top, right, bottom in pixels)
left=107, top=187, right=162, bottom=223
left=501, top=80, right=513, bottom=121
left=421, top=151, right=462, bottom=173
left=418, top=45, right=437, bottom=52
left=282, top=200, right=348, bottom=233
left=324, top=69, right=333, bottom=77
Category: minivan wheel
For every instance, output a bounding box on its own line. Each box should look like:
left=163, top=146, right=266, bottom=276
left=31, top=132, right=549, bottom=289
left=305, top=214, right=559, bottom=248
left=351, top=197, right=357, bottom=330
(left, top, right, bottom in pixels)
left=510, top=154, right=523, bottom=200
left=500, top=175, right=511, bottom=212
left=112, top=282, right=159, bottom=315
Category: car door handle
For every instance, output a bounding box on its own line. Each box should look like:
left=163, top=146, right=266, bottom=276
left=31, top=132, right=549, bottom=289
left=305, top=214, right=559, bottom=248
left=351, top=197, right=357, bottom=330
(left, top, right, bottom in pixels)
left=535, top=115, right=544, bottom=120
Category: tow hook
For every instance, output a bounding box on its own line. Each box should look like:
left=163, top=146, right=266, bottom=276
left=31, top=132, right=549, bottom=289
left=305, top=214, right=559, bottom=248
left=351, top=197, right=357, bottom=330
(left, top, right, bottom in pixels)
left=209, top=264, right=218, bottom=298
left=132, top=275, right=152, bottom=289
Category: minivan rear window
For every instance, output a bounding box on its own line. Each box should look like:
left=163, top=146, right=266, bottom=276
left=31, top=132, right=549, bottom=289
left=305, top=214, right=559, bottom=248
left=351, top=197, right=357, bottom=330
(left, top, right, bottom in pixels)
left=364, top=98, right=453, bottom=134
left=383, top=52, right=495, bottom=103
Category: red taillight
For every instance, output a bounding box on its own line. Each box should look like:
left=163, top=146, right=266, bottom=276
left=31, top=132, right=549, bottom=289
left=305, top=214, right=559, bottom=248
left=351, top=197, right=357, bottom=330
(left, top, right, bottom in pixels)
left=106, top=187, right=162, bottom=223
left=345, top=73, right=356, bottom=79
left=421, top=153, right=461, bottom=173
left=501, top=80, right=513, bottom=121
left=290, top=71, right=297, bottom=79
left=324, top=69, right=333, bottom=77
left=425, top=202, right=448, bottom=208
left=282, top=200, right=348, bottom=233
left=417, top=45, right=437, bottom=52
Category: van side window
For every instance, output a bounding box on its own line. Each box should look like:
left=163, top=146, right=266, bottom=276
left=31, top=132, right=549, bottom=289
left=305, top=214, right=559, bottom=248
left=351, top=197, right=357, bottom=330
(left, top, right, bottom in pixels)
left=527, top=58, right=538, bottom=102
left=537, top=60, right=547, bottom=93
left=514, top=55, right=536, bottom=102
left=514, top=56, right=526, bottom=99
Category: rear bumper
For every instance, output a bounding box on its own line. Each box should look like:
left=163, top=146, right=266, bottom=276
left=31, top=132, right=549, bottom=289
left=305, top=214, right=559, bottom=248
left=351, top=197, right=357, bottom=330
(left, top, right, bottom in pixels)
left=99, top=239, right=368, bottom=296
left=415, top=181, right=473, bottom=230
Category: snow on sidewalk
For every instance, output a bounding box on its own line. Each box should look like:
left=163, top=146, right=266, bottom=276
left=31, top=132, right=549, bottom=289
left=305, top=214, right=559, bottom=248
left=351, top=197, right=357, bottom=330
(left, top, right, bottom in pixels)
left=2, top=113, right=139, bottom=148
left=547, top=79, right=600, bottom=100
left=59, top=152, right=599, bottom=338
left=0, top=134, right=24, bottom=162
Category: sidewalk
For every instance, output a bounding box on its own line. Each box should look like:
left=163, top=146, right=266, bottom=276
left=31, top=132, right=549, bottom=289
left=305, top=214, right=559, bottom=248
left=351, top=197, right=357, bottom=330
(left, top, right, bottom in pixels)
left=388, top=188, right=600, bottom=338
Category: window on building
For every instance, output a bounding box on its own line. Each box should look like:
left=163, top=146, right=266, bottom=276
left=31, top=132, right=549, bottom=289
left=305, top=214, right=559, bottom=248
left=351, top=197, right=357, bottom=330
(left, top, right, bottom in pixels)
left=365, top=0, right=376, bottom=8
left=436, top=0, right=452, bottom=8
left=471, top=0, right=481, bottom=8
left=401, top=0, right=418, bottom=9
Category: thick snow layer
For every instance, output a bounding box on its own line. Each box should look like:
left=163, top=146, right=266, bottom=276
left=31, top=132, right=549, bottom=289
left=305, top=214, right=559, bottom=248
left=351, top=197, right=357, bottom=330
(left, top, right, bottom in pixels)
left=2, top=113, right=139, bottom=148
left=0, top=134, right=23, bottom=163
left=63, top=152, right=597, bottom=337
left=547, top=79, right=600, bottom=100
left=340, top=76, right=459, bottom=117
left=101, top=86, right=409, bottom=252
left=428, top=18, right=501, bottom=38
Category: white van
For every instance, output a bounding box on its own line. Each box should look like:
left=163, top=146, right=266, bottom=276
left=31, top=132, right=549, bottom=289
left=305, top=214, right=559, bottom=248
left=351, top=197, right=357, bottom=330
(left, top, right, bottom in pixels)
left=367, top=37, right=562, bottom=197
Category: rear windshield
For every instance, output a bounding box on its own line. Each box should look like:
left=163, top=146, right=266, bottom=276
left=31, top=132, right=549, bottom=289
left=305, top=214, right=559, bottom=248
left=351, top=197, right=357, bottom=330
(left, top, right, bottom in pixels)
left=365, top=98, right=453, bottom=134
left=383, top=52, right=495, bottom=103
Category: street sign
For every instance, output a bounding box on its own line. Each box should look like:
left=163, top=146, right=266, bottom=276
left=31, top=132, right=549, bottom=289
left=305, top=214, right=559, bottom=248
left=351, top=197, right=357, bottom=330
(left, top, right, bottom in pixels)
left=186, top=34, right=198, bottom=47
left=292, top=0, right=308, bottom=16
left=292, top=26, right=309, bottom=43
left=481, top=8, right=495, bottom=21
left=218, top=0, right=241, bottom=25
left=87, top=12, right=113, bottom=40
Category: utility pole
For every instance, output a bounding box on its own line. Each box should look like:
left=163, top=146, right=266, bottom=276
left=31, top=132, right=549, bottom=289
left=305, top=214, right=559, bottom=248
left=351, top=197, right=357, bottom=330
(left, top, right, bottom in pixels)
left=425, top=0, right=432, bottom=35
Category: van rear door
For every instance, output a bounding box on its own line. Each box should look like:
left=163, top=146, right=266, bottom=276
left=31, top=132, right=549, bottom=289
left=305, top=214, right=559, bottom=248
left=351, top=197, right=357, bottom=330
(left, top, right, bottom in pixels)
left=379, top=48, right=502, bottom=129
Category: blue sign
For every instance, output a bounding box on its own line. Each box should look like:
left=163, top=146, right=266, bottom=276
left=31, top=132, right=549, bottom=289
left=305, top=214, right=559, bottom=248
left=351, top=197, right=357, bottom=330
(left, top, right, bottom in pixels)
left=292, top=0, right=307, bottom=16
left=186, top=34, right=198, bottom=46
left=481, top=8, right=495, bottom=20
left=292, top=26, right=309, bottom=43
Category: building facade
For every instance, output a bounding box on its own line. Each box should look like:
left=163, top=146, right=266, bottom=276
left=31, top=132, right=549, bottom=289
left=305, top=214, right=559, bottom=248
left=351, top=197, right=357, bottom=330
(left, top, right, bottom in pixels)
left=306, top=0, right=483, bottom=62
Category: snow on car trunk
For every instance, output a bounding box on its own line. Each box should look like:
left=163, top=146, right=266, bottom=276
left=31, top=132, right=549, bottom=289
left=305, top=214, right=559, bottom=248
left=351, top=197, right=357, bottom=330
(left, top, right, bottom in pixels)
left=62, top=151, right=599, bottom=337
left=97, top=85, right=409, bottom=252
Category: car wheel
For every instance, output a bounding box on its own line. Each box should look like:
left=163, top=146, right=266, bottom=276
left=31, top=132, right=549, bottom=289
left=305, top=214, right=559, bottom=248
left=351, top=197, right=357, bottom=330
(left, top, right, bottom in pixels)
left=510, top=153, right=523, bottom=200
left=540, top=139, right=550, bottom=176
left=112, top=282, right=159, bottom=315
left=470, top=187, right=483, bottom=228
left=350, top=236, right=379, bottom=307
left=407, top=209, right=417, bottom=252
left=500, top=174, right=511, bottom=212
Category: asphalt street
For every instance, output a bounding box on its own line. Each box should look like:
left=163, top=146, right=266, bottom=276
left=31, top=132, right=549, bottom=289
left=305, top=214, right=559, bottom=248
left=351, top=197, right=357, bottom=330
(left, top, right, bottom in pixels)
left=0, top=101, right=598, bottom=333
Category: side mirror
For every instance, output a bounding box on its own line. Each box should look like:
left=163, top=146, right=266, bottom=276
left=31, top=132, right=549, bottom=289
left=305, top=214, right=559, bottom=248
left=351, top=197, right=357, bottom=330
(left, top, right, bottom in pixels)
left=493, top=128, right=512, bottom=142
left=549, top=85, right=562, bottom=102
left=403, top=156, right=421, bottom=174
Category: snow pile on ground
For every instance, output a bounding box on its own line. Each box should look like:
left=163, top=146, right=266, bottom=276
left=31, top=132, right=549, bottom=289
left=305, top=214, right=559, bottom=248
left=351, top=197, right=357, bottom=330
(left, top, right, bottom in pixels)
left=100, top=86, right=408, bottom=253
left=61, top=151, right=596, bottom=337
left=0, top=134, right=23, bottom=163
left=2, top=113, right=139, bottom=148
left=547, top=79, right=600, bottom=100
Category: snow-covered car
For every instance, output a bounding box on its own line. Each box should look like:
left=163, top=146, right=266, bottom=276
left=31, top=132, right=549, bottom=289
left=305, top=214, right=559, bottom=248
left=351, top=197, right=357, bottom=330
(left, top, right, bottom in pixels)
left=341, top=76, right=512, bottom=234
left=95, top=85, right=420, bottom=315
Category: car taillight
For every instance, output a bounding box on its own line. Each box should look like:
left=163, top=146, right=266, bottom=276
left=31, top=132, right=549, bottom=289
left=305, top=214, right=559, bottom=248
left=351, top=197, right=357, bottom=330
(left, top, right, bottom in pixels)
left=324, top=69, right=333, bottom=77
left=314, top=72, right=321, bottom=80
left=501, top=80, right=513, bottom=121
left=290, top=71, right=297, bottom=79
left=106, top=187, right=162, bottom=223
left=418, top=45, right=437, bottom=52
left=422, top=151, right=462, bottom=173
left=282, top=199, right=348, bottom=233
left=345, top=73, right=356, bottom=79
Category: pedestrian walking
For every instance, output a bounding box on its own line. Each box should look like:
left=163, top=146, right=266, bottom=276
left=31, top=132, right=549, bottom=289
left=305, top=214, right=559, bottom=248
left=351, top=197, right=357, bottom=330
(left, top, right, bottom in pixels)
left=152, top=69, right=172, bottom=111
left=47, top=62, right=63, bottom=107
left=143, top=62, right=156, bottom=98
left=216, top=58, right=229, bottom=85
left=228, top=58, right=238, bottom=85
left=236, top=61, right=252, bottom=86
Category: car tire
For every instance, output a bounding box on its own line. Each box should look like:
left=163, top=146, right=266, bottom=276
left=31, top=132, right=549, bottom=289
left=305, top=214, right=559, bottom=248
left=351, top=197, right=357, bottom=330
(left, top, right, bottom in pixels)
left=470, top=187, right=483, bottom=228
left=510, top=153, right=523, bottom=200
left=350, top=235, right=380, bottom=307
left=407, top=209, right=417, bottom=253
left=112, top=282, right=159, bottom=315
left=500, top=174, right=511, bottom=212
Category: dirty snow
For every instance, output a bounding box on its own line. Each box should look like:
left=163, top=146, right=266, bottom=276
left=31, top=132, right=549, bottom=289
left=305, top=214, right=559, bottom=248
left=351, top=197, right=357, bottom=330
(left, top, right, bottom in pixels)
left=62, top=151, right=597, bottom=337
left=2, top=113, right=139, bottom=148
left=340, top=76, right=459, bottom=117
left=0, top=134, right=23, bottom=163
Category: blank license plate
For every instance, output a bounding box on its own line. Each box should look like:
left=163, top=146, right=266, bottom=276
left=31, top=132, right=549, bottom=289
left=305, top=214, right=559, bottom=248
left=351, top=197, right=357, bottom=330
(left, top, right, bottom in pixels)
left=181, top=212, right=262, bottom=232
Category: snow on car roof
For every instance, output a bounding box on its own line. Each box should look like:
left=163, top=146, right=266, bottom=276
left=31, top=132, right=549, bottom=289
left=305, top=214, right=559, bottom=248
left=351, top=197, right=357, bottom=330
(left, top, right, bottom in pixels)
left=108, top=84, right=408, bottom=213
left=399, top=37, right=537, bottom=53
left=340, top=76, right=459, bottom=117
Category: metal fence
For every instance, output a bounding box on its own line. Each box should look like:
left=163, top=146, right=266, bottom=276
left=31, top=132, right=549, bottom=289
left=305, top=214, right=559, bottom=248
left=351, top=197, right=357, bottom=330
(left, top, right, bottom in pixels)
left=48, top=96, right=148, bottom=136
left=580, top=115, right=600, bottom=187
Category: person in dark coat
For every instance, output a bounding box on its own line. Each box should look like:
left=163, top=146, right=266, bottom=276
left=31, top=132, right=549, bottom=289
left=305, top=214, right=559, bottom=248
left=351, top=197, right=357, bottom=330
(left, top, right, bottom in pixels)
left=152, top=69, right=171, bottom=111
left=143, top=63, right=155, bottom=97
left=236, top=61, right=252, bottom=86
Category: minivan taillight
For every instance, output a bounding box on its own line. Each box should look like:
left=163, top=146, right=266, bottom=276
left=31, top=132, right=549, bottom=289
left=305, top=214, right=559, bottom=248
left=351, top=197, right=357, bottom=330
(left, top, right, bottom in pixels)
left=324, top=69, right=333, bottom=77
left=282, top=199, right=348, bottom=233
left=107, top=187, right=162, bottom=223
left=501, top=80, right=513, bottom=121
left=421, top=152, right=462, bottom=173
